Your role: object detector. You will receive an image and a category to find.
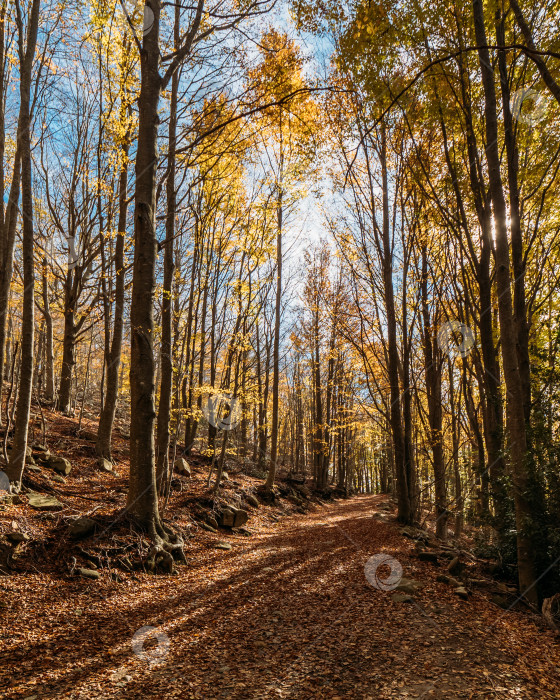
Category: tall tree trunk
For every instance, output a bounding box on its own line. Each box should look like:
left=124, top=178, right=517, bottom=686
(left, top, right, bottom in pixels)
left=496, top=13, right=531, bottom=425
left=312, top=305, right=325, bottom=489
left=379, top=126, right=413, bottom=524
left=57, top=291, right=76, bottom=414
left=155, top=5, right=179, bottom=492
left=256, top=321, right=269, bottom=470
left=182, top=234, right=199, bottom=454
left=127, top=0, right=164, bottom=536
left=0, top=0, right=20, bottom=411
left=7, top=0, right=41, bottom=485
left=421, top=246, right=447, bottom=539
left=96, top=148, right=128, bottom=460
left=473, top=0, right=538, bottom=604
left=41, top=257, right=55, bottom=403
left=265, top=187, right=282, bottom=489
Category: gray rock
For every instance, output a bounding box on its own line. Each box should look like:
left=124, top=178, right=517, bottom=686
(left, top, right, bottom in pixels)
left=213, top=542, right=232, bottom=550
left=45, top=455, right=72, bottom=476
left=448, top=555, right=459, bottom=571
left=396, top=578, right=425, bottom=595
left=51, top=474, right=66, bottom=484
left=469, top=578, right=494, bottom=589
left=244, top=494, right=260, bottom=508
left=34, top=449, right=51, bottom=463
left=69, top=517, right=96, bottom=539
left=233, top=508, right=248, bottom=528
left=400, top=526, right=429, bottom=543
left=199, top=522, right=217, bottom=533
left=392, top=592, right=413, bottom=603
left=27, top=492, right=63, bottom=511
left=454, top=586, right=469, bottom=600
left=97, top=458, right=113, bottom=473
left=206, top=515, right=219, bottom=529
left=77, top=567, right=100, bottom=579
left=491, top=593, right=509, bottom=609
left=219, top=509, right=235, bottom=528
left=31, top=443, right=48, bottom=453
left=175, top=457, right=191, bottom=477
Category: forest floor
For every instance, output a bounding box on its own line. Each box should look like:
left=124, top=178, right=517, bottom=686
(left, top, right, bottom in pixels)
left=1, top=412, right=560, bottom=699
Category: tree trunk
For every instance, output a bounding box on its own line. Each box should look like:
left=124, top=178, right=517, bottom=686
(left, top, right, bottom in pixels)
left=6, top=0, right=41, bottom=486
left=265, top=187, right=282, bottom=489
left=473, top=0, right=538, bottom=605
left=496, top=14, right=531, bottom=426
left=155, top=5, right=179, bottom=492
left=127, top=0, right=164, bottom=536
left=421, top=246, right=447, bottom=540
left=0, top=0, right=21, bottom=411
left=41, top=257, right=55, bottom=403
left=96, top=147, right=128, bottom=460
left=57, top=294, right=76, bottom=414
left=379, top=126, right=413, bottom=524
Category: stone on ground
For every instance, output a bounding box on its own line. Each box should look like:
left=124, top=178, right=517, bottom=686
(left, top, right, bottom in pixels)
left=175, top=458, right=191, bottom=477
left=45, top=455, right=72, bottom=476
left=69, top=517, right=96, bottom=539
left=97, top=458, right=113, bottom=473
left=27, top=492, right=63, bottom=511
left=392, top=592, right=414, bottom=603
left=396, top=578, right=425, bottom=595
left=77, top=567, right=100, bottom=579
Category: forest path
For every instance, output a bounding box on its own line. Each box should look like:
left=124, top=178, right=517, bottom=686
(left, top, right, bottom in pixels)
left=3, top=494, right=560, bottom=699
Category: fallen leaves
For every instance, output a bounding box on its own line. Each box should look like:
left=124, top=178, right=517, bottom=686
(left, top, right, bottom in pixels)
left=1, top=418, right=560, bottom=698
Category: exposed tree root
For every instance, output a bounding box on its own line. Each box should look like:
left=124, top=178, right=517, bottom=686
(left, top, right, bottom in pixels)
left=144, top=517, right=186, bottom=574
